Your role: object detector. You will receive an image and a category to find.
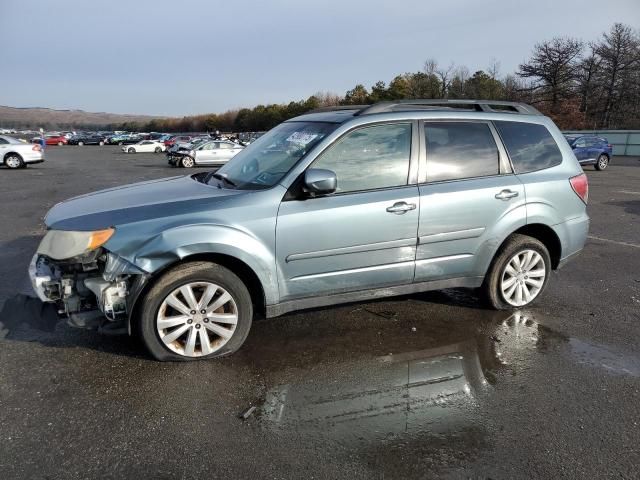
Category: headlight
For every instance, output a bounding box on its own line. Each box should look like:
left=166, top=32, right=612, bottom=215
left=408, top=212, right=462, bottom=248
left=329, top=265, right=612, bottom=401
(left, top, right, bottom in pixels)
left=37, top=228, right=115, bottom=260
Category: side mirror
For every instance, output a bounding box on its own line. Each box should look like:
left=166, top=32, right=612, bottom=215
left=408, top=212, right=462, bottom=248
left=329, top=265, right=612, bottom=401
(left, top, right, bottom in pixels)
left=303, top=168, right=337, bottom=196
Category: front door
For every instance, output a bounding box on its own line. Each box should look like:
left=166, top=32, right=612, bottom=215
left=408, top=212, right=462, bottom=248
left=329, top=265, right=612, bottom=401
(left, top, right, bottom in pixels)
left=276, top=122, right=420, bottom=301
left=414, top=121, right=526, bottom=282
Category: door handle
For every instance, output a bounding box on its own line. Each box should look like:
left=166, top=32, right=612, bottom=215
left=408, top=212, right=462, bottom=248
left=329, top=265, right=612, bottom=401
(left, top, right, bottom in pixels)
left=495, top=189, right=519, bottom=201
left=386, top=202, right=416, bottom=214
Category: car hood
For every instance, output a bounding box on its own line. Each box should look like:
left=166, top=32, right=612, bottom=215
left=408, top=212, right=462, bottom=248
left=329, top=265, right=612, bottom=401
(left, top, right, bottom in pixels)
left=45, top=174, right=244, bottom=231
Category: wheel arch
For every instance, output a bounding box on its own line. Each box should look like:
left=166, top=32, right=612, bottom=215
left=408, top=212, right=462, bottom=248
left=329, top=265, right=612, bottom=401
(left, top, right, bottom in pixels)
left=499, top=223, right=562, bottom=269
left=3, top=151, right=23, bottom=162
left=128, top=252, right=267, bottom=334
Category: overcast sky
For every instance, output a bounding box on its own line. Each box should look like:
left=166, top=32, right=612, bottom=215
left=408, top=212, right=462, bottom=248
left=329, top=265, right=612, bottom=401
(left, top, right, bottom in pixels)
left=1, top=0, right=638, bottom=116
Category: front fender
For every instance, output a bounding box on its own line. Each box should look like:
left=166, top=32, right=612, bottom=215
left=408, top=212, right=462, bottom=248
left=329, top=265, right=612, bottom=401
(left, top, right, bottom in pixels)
left=117, top=224, right=279, bottom=305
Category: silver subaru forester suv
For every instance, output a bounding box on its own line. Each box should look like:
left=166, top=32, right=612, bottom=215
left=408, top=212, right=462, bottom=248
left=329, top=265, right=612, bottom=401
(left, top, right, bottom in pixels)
left=30, top=100, right=589, bottom=361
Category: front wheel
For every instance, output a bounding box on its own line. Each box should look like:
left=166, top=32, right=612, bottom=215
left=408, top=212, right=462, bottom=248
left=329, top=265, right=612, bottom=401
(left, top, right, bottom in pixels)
left=57, top=141, right=63, bottom=146
left=181, top=156, right=195, bottom=168
left=595, top=154, right=609, bottom=171
left=99, top=141, right=104, bottom=146
left=78, top=141, right=84, bottom=146
left=128, top=147, right=136, bottom=153
left=481, top=234, right=551, bottom=310
left=137, top=262, right=253, bottom=361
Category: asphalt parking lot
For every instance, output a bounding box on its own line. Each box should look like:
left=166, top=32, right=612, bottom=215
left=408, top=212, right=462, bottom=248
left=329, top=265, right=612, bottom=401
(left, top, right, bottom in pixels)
left=0, top=146, right=639, bottom=479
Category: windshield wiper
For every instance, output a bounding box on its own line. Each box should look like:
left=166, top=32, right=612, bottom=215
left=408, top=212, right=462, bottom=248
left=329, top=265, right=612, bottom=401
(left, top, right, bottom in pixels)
left=207, top=172, right=237, bottom=188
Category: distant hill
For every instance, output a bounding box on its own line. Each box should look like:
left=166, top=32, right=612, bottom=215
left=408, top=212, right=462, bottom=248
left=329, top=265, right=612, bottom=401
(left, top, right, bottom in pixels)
left=0, top=105, right=166, bottom=129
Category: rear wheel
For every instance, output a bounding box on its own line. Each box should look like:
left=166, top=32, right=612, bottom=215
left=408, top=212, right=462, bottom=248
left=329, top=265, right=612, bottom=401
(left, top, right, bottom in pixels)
left=181, top=156, right=195, bottom=168
left=155, top=146, right=162, bottom=153
left=137, top=261, right=253, bottom=361
left=99, top=141, right=104, bottom=146
left=4, top=154, right=24, bottom=169
left=78, top=141, right=84, bottom=146
left=57, top=141, right=63, bottom=146
left=481, top=234, right=551, bottom=310
left=595, top=154, right=609, bottom=171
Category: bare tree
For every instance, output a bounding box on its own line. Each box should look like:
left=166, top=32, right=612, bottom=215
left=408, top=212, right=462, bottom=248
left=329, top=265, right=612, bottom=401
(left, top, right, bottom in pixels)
left=594, top=23, right=640, bottom=127
left=436, top=62, right=455, bottom=97
left=518, top=37, right=583, bottom=109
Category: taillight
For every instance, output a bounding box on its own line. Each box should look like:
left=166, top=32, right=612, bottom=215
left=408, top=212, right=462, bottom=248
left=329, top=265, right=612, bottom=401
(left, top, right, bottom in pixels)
left=32, top=144, right=41, bottom=152
left=570, top=173, right=588, bottom=204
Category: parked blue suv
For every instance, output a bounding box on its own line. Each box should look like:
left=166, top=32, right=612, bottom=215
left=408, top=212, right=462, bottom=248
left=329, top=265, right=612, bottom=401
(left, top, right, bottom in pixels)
left=565, top=135, right=613, bottom=171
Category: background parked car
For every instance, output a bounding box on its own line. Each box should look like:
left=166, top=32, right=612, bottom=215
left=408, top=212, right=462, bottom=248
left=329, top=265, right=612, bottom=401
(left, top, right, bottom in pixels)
left=107, top=134, right=140, bottom=145
left=44, top=134, right=68, bottom=146
left=168, top=140, right=244, bottom=168
left=0, top=135, right=44, bottom=169
left=164, top=135, right=193, bottom=148
left=565, top=135, right=613, bottom=171
left=67, top=133, right=106, bottom=146
left=122, top=140, right=166, bottom=154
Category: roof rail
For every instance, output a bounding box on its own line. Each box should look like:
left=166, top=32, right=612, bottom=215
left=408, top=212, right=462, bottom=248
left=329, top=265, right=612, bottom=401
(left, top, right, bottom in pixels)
left=355, top=99, right=542, bottom=116
left=307, top=105, right=369, bottom=114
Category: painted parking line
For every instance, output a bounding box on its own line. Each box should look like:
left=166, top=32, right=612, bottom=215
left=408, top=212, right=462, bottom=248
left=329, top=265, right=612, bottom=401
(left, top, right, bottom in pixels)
left=615, top=190, right=640, bottom=195
left=588, top=235, right=640, bottom=249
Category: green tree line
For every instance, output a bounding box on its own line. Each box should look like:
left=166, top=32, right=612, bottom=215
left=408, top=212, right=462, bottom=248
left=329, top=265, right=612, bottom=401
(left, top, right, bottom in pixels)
left=114, top=22, right=640, bottom=133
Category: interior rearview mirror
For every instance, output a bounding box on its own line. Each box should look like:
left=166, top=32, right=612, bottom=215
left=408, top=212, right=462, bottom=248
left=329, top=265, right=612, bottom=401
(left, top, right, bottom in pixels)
left=303, top=168, right=337, bottom=196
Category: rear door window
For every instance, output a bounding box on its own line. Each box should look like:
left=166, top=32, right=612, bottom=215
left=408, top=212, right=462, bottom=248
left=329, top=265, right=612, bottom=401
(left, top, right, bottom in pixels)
left=424, top=122, right=500, bottom=182
left=494, top=121, right=562, bottom=173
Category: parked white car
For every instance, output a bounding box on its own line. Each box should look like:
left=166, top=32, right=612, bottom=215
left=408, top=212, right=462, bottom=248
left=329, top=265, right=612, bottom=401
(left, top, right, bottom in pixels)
left=168, top=140, right=244, bottom=167
left=122, top=140, right=166, bottom=154
left=0, top=135, right=44, bottom=169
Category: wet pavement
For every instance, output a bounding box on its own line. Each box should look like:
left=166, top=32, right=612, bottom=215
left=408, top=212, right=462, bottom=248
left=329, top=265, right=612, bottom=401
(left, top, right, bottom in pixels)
left=1, top=147, right=639, bottom=479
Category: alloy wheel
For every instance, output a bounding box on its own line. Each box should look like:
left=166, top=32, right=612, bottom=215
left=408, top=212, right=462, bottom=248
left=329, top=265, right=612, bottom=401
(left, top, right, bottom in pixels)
left=5, top=156, right=21, bottom=168
left=500, top=249, right=546, bottom=307
left=156, top=281, right=238, bottom=357
left=598, top=156, right=608, bottom=170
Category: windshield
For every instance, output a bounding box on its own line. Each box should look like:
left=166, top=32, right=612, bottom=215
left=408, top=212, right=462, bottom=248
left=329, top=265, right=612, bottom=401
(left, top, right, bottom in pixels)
left=212, top=121, right=338, bottom=189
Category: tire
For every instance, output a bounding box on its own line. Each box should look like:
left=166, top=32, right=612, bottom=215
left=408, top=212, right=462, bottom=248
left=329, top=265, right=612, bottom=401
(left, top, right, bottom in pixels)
left=137, top=261, right=253, bottom=361
left=155, top=147, right=162, bottom=153
left=118, top=142, right=123, bottom=146
left=595, top=154, right=609, bottom=171
left=128, top=147, right=136, bottom=153
left=99, top=141, right=104, bottom=146
left=181, top=156, right=195, bottom=168
left=78, top=141, right=84, bottom=146
left=4, top=153, right=24, bottom=169
left=481, top=234, right=551, bottom=310
left=57, top=141, right=63, bottom=146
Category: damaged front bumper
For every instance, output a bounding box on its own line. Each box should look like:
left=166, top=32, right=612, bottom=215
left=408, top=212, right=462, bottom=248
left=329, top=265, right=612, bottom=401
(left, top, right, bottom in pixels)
left=29, top=247, right=146, bottom=334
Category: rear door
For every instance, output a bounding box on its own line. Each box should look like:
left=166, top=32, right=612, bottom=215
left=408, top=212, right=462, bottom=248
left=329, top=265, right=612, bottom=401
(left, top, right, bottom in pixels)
left=572, top=137, right=589, bottom=162
left=276, top=122, right=420, bottom=300
left=414, top=121, right=525, bottom=282
left=195, top=142, right=219, bottom=164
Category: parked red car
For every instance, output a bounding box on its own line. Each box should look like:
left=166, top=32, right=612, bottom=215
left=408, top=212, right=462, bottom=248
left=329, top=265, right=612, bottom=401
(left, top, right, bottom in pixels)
left=32, top=135, right=68, bottom=146
left=164, top=135, right=192, bottom=147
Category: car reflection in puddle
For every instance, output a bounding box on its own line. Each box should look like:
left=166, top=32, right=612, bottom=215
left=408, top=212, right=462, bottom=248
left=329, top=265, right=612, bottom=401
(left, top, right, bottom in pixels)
left=252, top=306, right=638, bottom=452
left=253, top=310, right=542, bottom=444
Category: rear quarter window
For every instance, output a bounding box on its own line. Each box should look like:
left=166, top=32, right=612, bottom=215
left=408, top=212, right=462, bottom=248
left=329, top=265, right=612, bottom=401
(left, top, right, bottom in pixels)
left=494, top=121, right=563, bottom=174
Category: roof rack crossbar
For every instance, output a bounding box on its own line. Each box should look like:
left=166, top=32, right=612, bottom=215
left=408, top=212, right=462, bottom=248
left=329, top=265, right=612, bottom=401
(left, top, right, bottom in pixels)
left=355, top=100, right=542, bottom=116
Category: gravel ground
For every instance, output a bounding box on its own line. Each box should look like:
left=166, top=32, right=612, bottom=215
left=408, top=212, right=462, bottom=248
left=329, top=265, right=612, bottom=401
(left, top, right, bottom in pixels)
left=0, top=146, right=639, bottom=479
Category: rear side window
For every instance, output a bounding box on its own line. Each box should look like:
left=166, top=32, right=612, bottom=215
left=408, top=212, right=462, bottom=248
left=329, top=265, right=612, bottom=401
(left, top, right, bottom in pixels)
left=424, top=122, right=499, bottom=182
left=494, top=121, right=562, bottom=173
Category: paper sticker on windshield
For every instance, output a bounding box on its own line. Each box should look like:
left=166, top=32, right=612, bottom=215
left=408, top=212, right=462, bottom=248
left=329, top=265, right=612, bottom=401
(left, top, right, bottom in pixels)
left=286, top=132, right=318, bottom=145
